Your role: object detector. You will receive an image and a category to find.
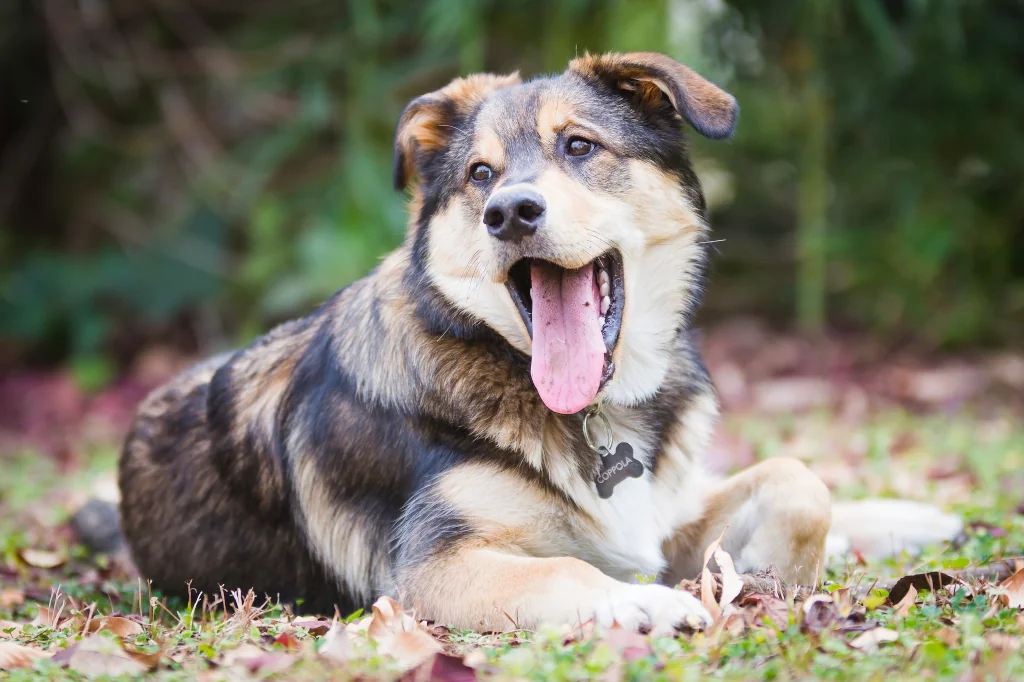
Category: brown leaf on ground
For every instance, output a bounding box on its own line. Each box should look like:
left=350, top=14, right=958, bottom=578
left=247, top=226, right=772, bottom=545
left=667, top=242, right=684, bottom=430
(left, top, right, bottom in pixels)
left=272, top=631, right=301, bottom=651
left=888, top=572, right=959, bottom=604
left=387, top=631, right=446, bottom=669
left=85, top=616, right=144, bottom=638
left=31, top=606, right=59, bottom=628
left=121, top=643, right=163, bottom=670
left=63, top=635, right=149, bottom=676
left=462, top=650, right=488, bottom=668
left=0, top=641, right=52, bottom=670
left=933, top=627, right=960, bottom=647
left=995, top=569, right=1024, bottom=608
left=985, top=633, right=1021, bottom=652
left=292, top=618, right=331, bottom=637
left=713, top=544, right=743, bottom=610
left=801, top=595, right=838, bottom=634
left=699, top=528, right=736, bottom=620
left=832, top=587, right=853, bottom=618
left=0, top=589, right=24, bottom=609
left=403, top=653, right=478, bottom=682
left=893, top=585, right=918, bottom=617
left=848, top=627, right=899, bottom=650
left=17, top=548, right=66, bottom=569
left=319, top=621, right=351, bottom=663
left=240, top=653, right=299, bottom=675
left=0, top=620, right=22, bottom=638
left=221, top=643, right=270, bottom=667
left=354, top=597, right=443, bottom=669
left=739, top=593, right=790, bottom=628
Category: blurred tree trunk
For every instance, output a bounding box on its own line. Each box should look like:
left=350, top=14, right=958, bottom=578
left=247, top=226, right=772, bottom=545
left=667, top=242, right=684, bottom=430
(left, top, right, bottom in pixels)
left=794, top=0, right=829, bottom=336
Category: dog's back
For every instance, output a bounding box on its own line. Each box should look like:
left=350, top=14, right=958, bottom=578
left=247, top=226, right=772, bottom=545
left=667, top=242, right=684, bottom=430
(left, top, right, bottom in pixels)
left=118, top=327, right=354, bottom=611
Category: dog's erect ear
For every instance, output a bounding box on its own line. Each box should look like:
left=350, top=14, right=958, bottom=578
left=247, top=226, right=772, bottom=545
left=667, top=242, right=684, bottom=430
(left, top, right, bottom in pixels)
left=393, top=72, right=521, bottom=191
left=569, top=52, right=738, bottom=140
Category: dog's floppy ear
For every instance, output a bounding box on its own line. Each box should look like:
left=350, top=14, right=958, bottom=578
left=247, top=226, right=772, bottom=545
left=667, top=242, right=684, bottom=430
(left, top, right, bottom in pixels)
left=393, top=72, right=520, bottom=191
left=569, top=52, right=738, bottom=140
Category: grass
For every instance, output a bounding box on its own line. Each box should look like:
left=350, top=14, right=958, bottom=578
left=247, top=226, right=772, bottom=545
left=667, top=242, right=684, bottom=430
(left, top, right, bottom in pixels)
left=0, top=407, right=1022, bottom=681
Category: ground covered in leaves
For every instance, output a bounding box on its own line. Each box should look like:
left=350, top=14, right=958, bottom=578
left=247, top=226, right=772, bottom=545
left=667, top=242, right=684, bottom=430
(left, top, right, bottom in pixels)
left=1, top=324, right=1023, bottom=681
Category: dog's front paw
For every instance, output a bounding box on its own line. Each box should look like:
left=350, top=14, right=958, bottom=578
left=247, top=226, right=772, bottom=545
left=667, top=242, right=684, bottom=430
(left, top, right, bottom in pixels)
left=589, top=583, right=711, bottom=635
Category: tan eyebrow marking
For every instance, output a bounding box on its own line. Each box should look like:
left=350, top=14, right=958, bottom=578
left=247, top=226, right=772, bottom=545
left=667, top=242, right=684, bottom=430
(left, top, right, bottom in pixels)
left=537, top=95, right=612, bottom=150
left=537, top=96, right=572, bottom=148
left=475, top=127, right=505, bottom=168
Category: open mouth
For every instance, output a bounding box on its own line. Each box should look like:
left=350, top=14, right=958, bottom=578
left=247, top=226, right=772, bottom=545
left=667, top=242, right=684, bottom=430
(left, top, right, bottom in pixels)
left=504, top=251, right=625, bottom=414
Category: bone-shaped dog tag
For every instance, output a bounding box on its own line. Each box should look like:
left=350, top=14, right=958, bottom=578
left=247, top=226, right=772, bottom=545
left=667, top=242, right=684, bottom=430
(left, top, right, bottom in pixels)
left=594, top=442, right=644, bottom=499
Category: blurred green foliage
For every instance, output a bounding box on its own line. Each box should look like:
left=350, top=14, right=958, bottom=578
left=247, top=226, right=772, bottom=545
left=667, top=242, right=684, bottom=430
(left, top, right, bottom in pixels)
left=1, top=0, right=1021, bottom=372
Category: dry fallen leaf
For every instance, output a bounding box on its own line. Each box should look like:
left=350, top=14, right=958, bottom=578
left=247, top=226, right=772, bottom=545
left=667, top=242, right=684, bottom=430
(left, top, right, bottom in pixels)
left=121, top=644, right=163, bottom=670
left=996, top=569, right=1024, bottom=609
left=0, top=589, right=25, bottom=610
left=848, top=627, right=899, bottom=650
left=221, top=643, right=270, bottom=667
left=713, top=544, right=743, bottom=610
left=0, top=620, right=23, bottom=638
left=406, top=653, right=478, bottom=682
left=721, top=612, right=745, bottom=637
left=893, top=585, right=918, bottom=617
left=348, top=597, right=443, bottom=670
left=85, top=616, right=144, bottom=638
left=0, top=642, right=52, bottom=671
left=739, top=593, right=790, bottom=628
left=700, top=528, right=728, bottom=620
left=31, top=606, right=60, bottom=629
left=319, top=621, right=351, bottom=663
left=887, top=572, right=959, bottom=604
left=292, top=618, right=331, bottom=637
left=17, top=548, right=66, bottom=569
left=933, top=627, right=960, bottom=647
left=462, top=649, right=488, bottom=668
left=985, top=633, right=1021, bottom=652
left=832, top=587, right=853, bottom=618
left=64, top=635, right=149, bottom=677
left=801, top=594, right=838, bottom=634
left=385, top=630, right=445, bottom=669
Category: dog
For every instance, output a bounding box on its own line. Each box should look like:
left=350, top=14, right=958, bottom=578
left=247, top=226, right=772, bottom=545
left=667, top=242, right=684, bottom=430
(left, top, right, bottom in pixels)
left=114, top=52, right=959, bottom=635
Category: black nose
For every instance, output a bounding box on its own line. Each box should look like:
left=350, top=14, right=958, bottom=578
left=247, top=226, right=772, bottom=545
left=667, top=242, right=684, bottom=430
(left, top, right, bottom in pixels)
left=483, top=187, right=546, bottom=241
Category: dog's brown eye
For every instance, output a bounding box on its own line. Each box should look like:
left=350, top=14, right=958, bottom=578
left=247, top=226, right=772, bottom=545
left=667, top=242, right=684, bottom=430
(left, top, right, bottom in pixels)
left=469, top=163, right=494, bottom=183
left=566, top=137, right=597, bottom=158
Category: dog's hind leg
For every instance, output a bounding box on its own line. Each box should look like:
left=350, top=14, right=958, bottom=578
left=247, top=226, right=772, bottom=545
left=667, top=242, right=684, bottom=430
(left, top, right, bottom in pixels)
left=662, top=457, right=832, bottom=586
left=826, top=499, right=963, bottom=559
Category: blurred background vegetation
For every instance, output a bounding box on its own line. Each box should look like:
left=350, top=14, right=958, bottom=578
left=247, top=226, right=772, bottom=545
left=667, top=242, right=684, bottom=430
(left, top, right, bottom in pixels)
left=2, top=0, right=1022, bottom=385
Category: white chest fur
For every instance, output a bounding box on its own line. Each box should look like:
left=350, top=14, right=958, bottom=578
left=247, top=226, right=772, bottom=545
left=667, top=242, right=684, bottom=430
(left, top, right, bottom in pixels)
left=555, top=405, right=716, bottom=582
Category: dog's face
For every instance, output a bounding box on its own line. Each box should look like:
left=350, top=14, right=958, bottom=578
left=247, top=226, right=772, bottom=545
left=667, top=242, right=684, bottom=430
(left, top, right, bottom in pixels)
left=395, top=53, right=737, bottom=415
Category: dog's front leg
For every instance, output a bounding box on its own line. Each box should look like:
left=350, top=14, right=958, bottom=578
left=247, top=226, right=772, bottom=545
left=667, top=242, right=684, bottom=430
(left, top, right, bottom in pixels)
left=392, top=462, right=710, bottom=633
left=662, top=458, right=832, bottom=586
left=395, top=545, right=709, bottom=634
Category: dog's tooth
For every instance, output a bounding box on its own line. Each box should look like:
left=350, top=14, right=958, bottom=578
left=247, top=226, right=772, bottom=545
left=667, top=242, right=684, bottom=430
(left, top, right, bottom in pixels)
left=599, top=315, right=606, bottom=327
left=600, top=295, right=610, bottom=315
left=598, top=269, right=609, bottom=286
left=600, top=281, right=610, bottom=298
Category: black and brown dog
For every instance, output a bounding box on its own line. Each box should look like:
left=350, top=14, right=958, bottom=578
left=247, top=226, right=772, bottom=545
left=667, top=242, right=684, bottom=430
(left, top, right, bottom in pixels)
left=116, top=52, right=954, bottom=634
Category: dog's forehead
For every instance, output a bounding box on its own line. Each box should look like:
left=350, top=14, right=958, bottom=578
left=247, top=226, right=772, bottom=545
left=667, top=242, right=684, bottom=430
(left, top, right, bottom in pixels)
left=472, top=75, right=619, bottom=145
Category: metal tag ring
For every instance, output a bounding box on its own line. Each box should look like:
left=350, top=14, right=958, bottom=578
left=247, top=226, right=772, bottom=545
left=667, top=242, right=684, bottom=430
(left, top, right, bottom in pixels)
left=582, top=408, right=613, bottom=453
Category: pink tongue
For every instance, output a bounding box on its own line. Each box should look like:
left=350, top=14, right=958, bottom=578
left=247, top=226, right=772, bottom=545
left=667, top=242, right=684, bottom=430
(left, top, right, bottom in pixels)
left=530, top=261, right=606, bottom=414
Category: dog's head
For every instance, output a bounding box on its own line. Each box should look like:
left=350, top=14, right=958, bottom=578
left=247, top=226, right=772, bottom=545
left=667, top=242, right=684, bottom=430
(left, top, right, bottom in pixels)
left=396, top=52, right=737, bottom=415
